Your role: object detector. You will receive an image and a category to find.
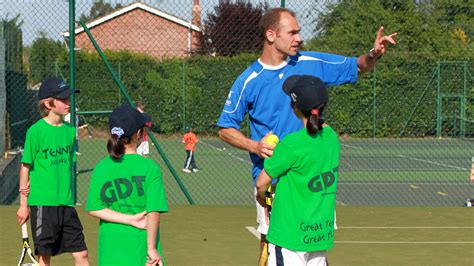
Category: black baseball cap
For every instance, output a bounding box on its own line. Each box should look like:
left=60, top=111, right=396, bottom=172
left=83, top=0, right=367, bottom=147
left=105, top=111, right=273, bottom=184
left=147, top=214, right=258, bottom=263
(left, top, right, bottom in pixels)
left=38, top=76, right=79, bottom=100
left=282, top=75, right=328, bottom=111
left=109, top=104, right=145, bottom=138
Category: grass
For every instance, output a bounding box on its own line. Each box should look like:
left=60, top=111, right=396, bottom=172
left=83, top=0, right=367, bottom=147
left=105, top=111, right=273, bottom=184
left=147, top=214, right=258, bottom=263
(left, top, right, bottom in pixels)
left=1, top=205, right=473, bottom=265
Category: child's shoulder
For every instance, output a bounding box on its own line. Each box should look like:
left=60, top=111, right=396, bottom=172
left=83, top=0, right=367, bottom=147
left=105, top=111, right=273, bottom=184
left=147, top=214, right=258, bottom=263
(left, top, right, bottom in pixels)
left=27, top=118, right=45, bottom=129
left=26, top=119, right=47, bottom=137
left=140, top=156, right=160, bottom=168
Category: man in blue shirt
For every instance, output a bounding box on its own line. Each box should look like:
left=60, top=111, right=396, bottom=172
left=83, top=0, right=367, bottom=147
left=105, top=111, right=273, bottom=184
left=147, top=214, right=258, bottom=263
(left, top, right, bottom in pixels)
left=217, top=7, right=397, bottom=264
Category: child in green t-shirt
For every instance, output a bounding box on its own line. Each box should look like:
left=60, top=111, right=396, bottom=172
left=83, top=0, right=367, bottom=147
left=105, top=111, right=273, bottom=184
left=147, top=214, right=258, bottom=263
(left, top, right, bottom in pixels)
left=256, top=75, right=339, bottom=266
left=86, top=104, right=168, bottom=266
left=16, top=76, right=89, bottom=265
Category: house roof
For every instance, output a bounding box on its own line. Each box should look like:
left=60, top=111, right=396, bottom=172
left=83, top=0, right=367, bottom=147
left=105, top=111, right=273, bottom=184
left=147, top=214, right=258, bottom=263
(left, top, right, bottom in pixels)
left=63, top=2, right=201, bottom=37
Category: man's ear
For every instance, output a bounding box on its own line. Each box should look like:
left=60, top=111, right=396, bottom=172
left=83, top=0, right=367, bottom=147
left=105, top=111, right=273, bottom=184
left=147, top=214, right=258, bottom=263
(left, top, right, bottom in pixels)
left=266, top=28, right=276, bottom=43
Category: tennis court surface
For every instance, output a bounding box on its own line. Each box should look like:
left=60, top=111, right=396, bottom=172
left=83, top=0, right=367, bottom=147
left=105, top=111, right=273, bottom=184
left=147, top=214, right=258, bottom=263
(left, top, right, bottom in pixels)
left=1, top=205, right=473, bottom=265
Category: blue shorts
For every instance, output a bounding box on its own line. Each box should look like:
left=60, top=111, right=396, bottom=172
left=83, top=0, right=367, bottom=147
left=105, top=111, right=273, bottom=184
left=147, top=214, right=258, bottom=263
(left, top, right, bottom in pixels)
left=30, top=206, right=87, bottom=256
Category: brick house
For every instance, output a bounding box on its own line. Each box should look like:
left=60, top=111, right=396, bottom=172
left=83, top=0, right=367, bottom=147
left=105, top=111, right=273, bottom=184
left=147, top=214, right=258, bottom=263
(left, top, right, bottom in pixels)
left=64, top=1, right=202, bottom=58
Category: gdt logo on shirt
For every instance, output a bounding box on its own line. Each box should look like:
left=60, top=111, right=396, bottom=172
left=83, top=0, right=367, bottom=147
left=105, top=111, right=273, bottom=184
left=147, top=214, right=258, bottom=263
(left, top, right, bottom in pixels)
left=307, top=167, right=338, bottom=193
left=100, top=176, right=145, bottom=203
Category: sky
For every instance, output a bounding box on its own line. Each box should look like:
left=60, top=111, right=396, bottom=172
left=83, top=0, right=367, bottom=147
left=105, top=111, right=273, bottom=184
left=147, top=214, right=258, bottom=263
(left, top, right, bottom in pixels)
left=0, top=0, right=318, bottom=47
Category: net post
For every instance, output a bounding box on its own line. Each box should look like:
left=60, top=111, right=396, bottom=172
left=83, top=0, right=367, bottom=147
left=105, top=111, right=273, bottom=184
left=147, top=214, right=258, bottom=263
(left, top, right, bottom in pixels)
left=69, top=0, right=77, bottom=204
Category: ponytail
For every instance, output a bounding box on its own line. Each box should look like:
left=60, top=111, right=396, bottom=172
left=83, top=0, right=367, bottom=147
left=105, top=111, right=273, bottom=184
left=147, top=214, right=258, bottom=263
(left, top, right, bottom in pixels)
left=303, top=106, right=325, bottom=135
left=107, top=134, right=126, bottom=159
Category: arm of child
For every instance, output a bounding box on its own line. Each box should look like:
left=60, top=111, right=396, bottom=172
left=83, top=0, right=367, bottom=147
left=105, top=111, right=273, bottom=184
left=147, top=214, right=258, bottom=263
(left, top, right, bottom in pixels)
left=16, top=163, right=31, bottom=225
left=255, top=169, right=272, bottom=206
left=89, top=209, right=147, bottom=229
left=146, top=211, right=162, bottom=266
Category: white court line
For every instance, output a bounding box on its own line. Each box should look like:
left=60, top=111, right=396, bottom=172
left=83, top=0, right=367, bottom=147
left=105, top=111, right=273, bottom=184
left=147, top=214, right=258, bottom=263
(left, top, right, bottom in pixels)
left=246, top=226, right=261, bottom=239
left=397, top=154, right=468, bottom=171
left=339, top=226, right=474, bottom=229
left=339, top=182, right=470, bottom=185
left=335, top=241, right=474, bottom=244
left=341, top=143, right=364, bottom=149
left=201, top=140, right=252, bottom=165
left=246, top=226, right=474, bottom=244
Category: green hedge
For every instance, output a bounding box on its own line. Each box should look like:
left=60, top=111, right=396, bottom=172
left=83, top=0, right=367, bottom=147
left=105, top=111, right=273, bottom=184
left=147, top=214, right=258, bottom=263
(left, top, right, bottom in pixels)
left=58, top=51, right=472, bottom=137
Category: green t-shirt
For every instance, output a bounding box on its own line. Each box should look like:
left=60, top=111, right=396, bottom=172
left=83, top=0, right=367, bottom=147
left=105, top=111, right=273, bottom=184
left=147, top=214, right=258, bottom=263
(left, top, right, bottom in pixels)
left=21, top=118, right=76, bottom=206
left=86, top=154, right=169, bottom=266
left=264, top=126, right=340, bottom=252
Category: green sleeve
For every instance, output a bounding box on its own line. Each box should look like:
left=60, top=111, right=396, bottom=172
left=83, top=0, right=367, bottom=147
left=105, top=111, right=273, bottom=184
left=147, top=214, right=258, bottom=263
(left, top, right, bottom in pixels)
left=21, top=128, right=35, bottom=165
left=146, top=164, right=168, bottom=213
left=86, top=166, right=105, bottom=211
left=264, top=141, right=297, bottom=179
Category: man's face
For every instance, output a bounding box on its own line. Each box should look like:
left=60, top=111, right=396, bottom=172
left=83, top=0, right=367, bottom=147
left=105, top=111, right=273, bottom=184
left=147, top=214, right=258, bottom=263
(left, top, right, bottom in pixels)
left=273, top=12, right=302, bottom=57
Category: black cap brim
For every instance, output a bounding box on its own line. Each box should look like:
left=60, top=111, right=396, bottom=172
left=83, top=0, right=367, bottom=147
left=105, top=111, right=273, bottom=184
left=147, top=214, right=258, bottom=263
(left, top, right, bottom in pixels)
left=54, top=88, right=80, bottom=99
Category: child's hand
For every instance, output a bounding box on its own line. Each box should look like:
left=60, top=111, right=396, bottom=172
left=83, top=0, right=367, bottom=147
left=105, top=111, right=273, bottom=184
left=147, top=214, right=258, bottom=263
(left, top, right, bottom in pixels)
left=146, top=249, right=162, bottom=266
left=256, top=194, right=266, bottom=207
left=130, top=211, right=147, bottom=229
left=19, top=181, right=30, bottom=197
left=17, top=205, right=30, bottom=225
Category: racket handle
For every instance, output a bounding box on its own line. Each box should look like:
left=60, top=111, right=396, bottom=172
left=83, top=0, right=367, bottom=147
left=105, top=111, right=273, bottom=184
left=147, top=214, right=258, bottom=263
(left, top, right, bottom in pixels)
left=21, top=223, right=29, bottom=239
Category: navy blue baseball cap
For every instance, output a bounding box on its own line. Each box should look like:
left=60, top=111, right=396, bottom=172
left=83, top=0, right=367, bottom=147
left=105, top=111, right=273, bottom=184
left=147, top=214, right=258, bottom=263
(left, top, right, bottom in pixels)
left=282, top=75, right=328, bottom=111
left=109, top=104, right=145, bottom=139
left=38, top=76, right=79, bottom=100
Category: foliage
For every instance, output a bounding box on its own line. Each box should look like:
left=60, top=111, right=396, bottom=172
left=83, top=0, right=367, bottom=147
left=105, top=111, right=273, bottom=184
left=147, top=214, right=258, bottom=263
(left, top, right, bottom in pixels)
left=28, top=32, right=66, bottom=84
left=198, top=0, right=267, bottom=56
left=306, top=0, right=473, bottom=58
left=1, top=14, right=23, bottom=73
left=303, top=0, right=473, bottom=137
left=79, top=0, right=123, bottom=22
left=55, top=49, right=472, bottom=137
left=56, top=50, right=255, bottom=135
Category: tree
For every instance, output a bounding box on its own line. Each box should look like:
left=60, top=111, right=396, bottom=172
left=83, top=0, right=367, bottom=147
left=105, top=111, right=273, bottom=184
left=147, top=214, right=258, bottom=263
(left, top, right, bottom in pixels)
left=198, top=0, right=268, bottom=56
left=1, top=14, right=24, bottom=72
left=304, top=0, right=472, bottom=137
left=28, top=32, right=66, bottom=84
left=79, top=0, right=123, bottom=22
left=306, top=0, right=472, bottom=58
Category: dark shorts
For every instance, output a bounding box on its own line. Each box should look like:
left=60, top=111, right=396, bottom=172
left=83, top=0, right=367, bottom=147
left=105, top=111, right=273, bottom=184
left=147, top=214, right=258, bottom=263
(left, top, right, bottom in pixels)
left=30, top=206, right=88, bottom=256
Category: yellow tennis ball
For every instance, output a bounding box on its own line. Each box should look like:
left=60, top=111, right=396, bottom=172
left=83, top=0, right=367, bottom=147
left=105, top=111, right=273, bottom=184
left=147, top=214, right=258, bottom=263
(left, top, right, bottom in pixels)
left=265, top=134, right=279, bottom=146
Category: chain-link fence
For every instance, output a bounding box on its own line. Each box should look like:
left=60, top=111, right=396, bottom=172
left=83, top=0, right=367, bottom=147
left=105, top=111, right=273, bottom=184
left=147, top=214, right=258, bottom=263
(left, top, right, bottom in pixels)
left=1, top=0, right=472, bottom=206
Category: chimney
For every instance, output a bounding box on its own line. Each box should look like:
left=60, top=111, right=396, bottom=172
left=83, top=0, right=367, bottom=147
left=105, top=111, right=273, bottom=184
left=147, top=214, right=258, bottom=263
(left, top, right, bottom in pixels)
left=192, top=0, right=201, bottom=26
left=190, top=0, right=202, bottom=53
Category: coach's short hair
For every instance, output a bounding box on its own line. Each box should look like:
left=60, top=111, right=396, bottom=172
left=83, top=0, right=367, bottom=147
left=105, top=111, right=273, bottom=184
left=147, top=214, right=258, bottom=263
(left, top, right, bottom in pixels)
left=258, top=8, right=296, bottom=38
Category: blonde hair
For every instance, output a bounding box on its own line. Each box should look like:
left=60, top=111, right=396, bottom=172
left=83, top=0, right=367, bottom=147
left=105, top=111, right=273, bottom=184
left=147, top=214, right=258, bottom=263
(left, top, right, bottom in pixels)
left=38, top=98, right=55, bottom=117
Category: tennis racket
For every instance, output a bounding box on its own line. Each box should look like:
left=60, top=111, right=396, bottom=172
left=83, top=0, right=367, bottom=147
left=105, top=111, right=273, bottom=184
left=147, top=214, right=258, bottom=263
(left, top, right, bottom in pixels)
left=18, top=223, right=39, bottom=266
left=258, top=185, right=275, bottom=266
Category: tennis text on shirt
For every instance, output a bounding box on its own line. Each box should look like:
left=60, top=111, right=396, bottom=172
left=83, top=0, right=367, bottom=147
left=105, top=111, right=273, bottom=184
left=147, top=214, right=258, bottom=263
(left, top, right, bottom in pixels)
left=21, top=118, right=76, bottom=206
